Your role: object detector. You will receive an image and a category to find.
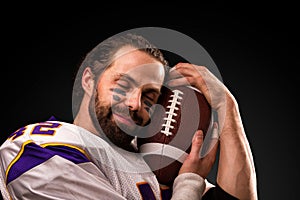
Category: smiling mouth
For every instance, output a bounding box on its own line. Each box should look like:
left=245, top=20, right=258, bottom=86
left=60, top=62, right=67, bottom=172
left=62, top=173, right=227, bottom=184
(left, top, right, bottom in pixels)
left=113, top=113, right=136, bottom=126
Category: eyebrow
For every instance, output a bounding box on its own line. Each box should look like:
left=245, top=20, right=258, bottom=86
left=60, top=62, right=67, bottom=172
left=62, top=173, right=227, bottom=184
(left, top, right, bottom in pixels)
left=116, top=73, right=138, bottom=87
left=143, top=88, right=161, bottom=96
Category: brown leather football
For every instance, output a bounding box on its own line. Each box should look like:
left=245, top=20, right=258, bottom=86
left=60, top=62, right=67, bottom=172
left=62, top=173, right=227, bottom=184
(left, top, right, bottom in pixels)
left=137, top=85, right=213, bottom=186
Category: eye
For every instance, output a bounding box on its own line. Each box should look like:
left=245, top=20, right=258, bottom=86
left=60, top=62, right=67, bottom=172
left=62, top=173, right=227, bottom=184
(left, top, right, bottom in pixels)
left=143, top=91, right=159, bottom=103
left=117, top=79, right=130, bottom=89
left=142, top=91, right=153, bottom=101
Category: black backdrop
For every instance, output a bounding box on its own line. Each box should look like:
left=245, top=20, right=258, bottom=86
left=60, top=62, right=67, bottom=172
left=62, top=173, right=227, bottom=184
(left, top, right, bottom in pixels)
left=1, top=2, right=298, bottom=199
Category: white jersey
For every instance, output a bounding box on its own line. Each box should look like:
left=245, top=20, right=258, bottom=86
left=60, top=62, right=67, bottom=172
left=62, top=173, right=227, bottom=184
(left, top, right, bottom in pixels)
left=0, top=120, right=206, bottom=200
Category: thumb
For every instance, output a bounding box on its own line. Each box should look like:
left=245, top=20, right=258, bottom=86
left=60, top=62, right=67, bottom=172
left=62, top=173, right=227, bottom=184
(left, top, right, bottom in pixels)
left=189, top=130, right=204, bottom=158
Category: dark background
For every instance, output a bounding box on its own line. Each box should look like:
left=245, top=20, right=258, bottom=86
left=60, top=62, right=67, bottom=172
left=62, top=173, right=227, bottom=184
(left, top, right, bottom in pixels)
left=1, top=2, right=298, bottom=199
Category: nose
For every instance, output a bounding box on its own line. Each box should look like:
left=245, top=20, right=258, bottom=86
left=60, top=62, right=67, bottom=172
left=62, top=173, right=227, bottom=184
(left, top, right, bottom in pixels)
left=125, top=88, right=142, bottom=111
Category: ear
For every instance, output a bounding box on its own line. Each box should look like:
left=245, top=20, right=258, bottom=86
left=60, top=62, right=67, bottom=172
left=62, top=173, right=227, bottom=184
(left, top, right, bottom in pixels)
left=81, top=67, right=95, bottom=97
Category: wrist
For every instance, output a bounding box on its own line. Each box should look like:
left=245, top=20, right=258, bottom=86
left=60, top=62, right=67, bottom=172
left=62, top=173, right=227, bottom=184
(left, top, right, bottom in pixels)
left=216, top=95, right=244, bottom=139
left=172, top=173, right=206, bottom=199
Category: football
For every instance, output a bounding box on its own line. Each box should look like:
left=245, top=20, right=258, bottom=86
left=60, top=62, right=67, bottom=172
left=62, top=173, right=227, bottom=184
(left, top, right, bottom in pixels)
left=137, top=85, right=213, bottom=186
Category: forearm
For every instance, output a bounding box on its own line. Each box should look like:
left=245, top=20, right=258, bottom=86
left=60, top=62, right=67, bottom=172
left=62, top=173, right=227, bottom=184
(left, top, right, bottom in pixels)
left=217, top=97, right=257, bottom=200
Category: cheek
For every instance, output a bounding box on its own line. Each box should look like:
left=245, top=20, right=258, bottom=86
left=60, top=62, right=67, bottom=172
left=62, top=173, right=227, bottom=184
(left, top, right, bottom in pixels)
left=141, top=103, right=152, bottom=123
left=96, top=85, right=112, bottom=107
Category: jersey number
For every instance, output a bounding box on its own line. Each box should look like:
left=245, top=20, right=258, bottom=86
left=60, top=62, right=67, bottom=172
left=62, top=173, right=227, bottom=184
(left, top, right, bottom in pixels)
left=8, top=122, right=62, bottom=140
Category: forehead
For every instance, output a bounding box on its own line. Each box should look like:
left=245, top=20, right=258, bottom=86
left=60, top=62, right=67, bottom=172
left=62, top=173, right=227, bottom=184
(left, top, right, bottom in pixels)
left=108, top=46, right=165, bottom=86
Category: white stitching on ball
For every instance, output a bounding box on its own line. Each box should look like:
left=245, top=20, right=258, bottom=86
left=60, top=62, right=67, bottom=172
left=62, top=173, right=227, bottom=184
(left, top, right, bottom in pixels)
left=161, top=89, right=183, bottom=136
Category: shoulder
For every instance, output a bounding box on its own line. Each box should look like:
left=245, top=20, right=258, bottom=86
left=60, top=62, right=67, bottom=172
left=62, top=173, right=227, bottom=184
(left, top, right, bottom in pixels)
left=0, top=119, right=92, bottom=168
left=0, top=120, right=95, bottom=185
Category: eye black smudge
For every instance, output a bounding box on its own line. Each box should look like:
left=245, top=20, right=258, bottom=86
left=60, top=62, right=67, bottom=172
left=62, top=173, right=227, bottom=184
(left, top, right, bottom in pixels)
left=144, top=100, right=152, bottom=107
left=112, top=88, right=126, bottom=96
left=113, top=95, right=121, bottom=102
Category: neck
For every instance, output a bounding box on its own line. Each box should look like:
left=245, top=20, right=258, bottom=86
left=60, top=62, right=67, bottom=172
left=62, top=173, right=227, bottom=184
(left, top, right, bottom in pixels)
left=73, top=96, right=99, bottom=136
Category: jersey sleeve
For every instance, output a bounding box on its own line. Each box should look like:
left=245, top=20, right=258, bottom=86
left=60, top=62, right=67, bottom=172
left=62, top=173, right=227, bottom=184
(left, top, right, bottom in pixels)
left=0, top=121, right=128, bottom=200
left=1, top=142, right=127, bottom=200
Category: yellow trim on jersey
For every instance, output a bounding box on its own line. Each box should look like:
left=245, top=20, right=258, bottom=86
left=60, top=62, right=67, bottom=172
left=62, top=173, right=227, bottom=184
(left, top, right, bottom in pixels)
left=160, top=184, right=171, bottom=200
left=40, top=143, right=91, bottom=161
left=160, top=184, right=170, bottom=190
left=5, top=141, right=91, bottom=183
left=136, top=181, right=149, bottom=186
left=5, top=140, right=33, bottom=181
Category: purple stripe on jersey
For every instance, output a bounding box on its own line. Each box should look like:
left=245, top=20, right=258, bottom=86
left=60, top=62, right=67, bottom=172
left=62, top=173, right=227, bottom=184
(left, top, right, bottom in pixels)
left=47, top=116, right=57, bottom=121
left=161, top=188, right=172, bottom=200
left=7, top=142, right=90, bottom=184
left=137, top=183, right=156, bottom=200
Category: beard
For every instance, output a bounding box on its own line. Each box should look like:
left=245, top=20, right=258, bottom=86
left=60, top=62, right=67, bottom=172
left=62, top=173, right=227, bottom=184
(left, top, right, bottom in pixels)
left=89, top=90, right=144, bottom=152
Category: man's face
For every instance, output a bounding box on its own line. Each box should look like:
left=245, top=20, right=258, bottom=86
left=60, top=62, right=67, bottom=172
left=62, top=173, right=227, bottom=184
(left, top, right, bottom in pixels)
left=93, top=47, right=165, bottom=151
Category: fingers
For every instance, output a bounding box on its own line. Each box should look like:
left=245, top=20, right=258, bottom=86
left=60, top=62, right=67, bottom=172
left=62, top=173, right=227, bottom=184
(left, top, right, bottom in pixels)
left=189, top=130, right=204, bottom=159
left=166, top=63, right=210, bottom=99
left=200, top=122, right=219, bottom=158
left=167, top=62, right=227, bottom=112
left=189, top=123, right=219, bottom=161
left=167, top=63, right=203, bottom=86
left=179, top=129, right=218, bottom=178
left=178, top=130, right=204, bottom=175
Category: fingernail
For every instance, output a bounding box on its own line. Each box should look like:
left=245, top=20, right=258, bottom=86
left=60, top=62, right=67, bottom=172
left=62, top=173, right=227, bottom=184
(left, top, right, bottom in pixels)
left=169, top=67, right=176, bottom=72
left=197, top=132, right=203, bottom=140
left=211, top=122, right=219, bottom=139
left=213, top=122, right=218, bottom=129
left=193, top=130, right=203, bottom=142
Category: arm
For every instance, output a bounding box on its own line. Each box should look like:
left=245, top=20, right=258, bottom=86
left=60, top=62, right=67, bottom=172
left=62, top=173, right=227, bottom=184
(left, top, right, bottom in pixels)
left=217, top=94, right=257, bottom=199
left=167, top=63, right=258, bottom=199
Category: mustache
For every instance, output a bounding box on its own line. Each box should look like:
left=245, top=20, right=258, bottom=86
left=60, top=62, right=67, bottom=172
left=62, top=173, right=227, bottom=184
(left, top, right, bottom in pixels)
left=111, top=105, right=144, bottom=126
